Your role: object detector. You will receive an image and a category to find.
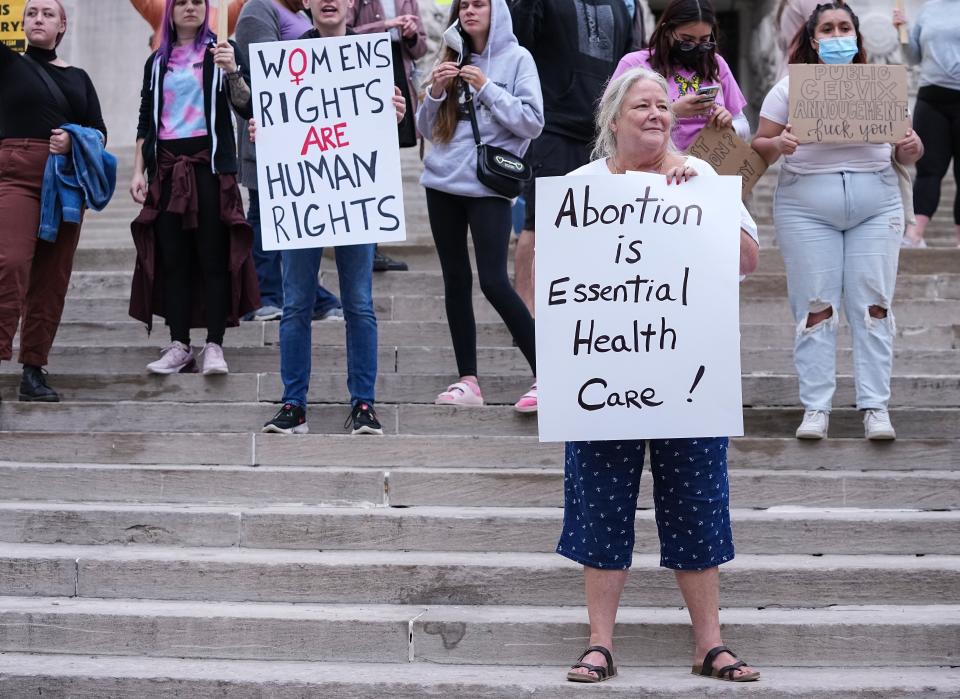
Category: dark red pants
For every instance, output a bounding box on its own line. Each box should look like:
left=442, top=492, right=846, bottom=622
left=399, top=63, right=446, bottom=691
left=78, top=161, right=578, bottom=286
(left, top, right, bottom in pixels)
left=0, top=139, right=82, bottom=367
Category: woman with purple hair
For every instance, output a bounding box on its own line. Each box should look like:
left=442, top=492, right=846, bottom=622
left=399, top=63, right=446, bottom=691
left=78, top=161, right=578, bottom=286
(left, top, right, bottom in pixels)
left=129, top=0, right=259, bottom=376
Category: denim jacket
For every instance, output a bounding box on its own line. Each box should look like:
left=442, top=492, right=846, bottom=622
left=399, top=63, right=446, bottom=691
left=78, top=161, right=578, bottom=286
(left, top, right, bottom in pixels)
left=39, top=123, right=117, bottom=242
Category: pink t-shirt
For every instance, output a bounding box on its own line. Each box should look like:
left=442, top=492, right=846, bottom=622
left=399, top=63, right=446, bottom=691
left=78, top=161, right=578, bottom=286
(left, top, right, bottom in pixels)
left=611, top=49, right=748, bottom=151
left=159, top=43, right=208, bottom=141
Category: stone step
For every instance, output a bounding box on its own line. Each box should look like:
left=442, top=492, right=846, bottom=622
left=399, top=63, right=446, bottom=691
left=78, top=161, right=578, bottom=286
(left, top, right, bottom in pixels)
left=0, top=502, right=955, bottom=554
left=51, top=291, right=960, bottom=325
left=4, top=402, right=955, bottom=437
left=0, top=597, right=955, bottom=666
left=67, top=244, right=960, bottom=276
left=1, top=461, right=955, bottom=509
left=29, top=318, right=960, bottom=351
left=1, top=543, right=956, bottom=608
left=2, top=654, right=957, bottom=698
left=64, top=270, right=960, bottom=302
left=1, top=433, right=955, bottom=470
left=2, top=345, right=957, bottom=376
left=1, top=372, right=957, bottom=407
left=0, top=448, right=943, bottom=506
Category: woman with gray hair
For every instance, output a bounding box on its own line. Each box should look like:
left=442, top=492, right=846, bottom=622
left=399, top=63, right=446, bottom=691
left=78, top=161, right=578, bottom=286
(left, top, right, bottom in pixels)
left=560, top=67, right=760, bottom=684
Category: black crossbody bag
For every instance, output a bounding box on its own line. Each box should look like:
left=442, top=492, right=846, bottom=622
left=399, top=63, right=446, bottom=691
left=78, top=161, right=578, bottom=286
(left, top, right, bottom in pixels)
left=462, top=79, right=531, bottom=198
left=22, top=53, right=74, bottom=118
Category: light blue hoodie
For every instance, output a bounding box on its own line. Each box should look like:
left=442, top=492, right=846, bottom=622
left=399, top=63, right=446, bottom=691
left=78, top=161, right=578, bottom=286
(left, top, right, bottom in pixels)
left=416, top=0, right=544, bottom=199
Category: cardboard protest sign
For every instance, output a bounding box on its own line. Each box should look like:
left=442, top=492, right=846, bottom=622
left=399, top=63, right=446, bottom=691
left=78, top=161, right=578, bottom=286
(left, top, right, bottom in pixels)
left=687, top=127, right=768, bottom=198
left=535, top=173, right=744, bottom=443
left=0, top=1, right=27, bottom=52
left=250, top=34, right=406, bottom=250
left=788, top=64, right=910, bottom=144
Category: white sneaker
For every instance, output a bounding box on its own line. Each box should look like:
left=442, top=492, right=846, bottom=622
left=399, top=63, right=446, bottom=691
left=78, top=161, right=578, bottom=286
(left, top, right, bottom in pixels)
left=146, top=342, right=195, bottom=374
left=200, top=343, right=229, bottom=375
left=796, top=410, right=829, bottom=439
left=864, top=409, right=896, bottom=440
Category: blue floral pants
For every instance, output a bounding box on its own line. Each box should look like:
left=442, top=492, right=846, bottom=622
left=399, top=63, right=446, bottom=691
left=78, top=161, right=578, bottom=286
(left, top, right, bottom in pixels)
left=556, top=437, right=735, bottom=571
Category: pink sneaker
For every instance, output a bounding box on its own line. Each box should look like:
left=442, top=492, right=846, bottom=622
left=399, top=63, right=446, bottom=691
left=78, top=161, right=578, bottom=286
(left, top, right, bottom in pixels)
left=514, top=382, right=538, bottom=414
left=146, top=342, right=195, bottom=375
left=435, top=380, right=484, bottom=406
left=200, top=342, right=229, bottom=375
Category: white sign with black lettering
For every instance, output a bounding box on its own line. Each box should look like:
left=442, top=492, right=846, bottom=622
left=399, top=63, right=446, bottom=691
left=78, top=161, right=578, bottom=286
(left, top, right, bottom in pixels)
left=535, top=172, right=744, bottom=442
left=250, top=33, right=406, bottom=250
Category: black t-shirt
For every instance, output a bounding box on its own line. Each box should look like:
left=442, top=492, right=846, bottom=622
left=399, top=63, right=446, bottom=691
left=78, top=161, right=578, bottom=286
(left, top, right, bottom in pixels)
left=0, top=43, right=107, bottom=140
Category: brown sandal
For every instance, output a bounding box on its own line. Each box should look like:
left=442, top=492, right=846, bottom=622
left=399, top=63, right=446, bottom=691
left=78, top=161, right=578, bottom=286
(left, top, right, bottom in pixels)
left=692, top=645, right=760, bottom=682
left=566, top=645, right=617, bottom=683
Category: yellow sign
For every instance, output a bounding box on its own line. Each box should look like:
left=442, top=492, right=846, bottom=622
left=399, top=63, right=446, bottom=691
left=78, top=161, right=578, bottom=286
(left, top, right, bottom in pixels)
left=0, top=0, right=27, bottom=53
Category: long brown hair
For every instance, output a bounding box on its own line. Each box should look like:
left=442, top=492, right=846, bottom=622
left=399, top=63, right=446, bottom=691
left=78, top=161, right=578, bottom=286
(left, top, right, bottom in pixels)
left=789, top=1, right=867, bottom=65
left=428, top=0, right=474, bottom=144
left=647, top=0, right=721, bottom=83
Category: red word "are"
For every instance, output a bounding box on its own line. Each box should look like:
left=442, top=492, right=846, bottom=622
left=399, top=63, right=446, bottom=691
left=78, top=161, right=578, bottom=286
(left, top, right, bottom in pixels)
left=300, top=122, right=350, bottom=156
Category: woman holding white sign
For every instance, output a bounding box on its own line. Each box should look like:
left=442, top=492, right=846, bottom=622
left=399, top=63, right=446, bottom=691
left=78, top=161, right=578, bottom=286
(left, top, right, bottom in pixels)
left=752, top=2, right=924, bottom=441
left=416, top=0, right=543, bottom=412
left=128, top=0, right=259, bottom=376
left=560, top=67, right=759, bottom=685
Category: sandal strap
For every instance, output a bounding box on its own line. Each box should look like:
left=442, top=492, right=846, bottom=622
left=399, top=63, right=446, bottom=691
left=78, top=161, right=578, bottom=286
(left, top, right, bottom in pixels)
left=718, top=660, right=747, bottom=679
left=569, top=662, right=608, bottom=680
left=699, top=645, right=733, bottom=677
left=577, top=644, right=615, bottom=672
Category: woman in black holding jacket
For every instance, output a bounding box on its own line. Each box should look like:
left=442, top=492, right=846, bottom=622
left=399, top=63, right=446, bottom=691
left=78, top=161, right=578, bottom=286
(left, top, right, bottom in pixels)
left=129, top=0, right=258, bottom=376
left=0, top=0, right=107, bottom=402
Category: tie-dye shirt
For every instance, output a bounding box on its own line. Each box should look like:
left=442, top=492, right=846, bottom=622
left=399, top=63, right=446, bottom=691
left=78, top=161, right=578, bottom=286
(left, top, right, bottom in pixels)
left=159, top=43, right=208, bottom=140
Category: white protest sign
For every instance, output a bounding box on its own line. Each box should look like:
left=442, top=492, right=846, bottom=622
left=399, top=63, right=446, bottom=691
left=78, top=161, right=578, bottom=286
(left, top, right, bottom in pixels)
left=535, top=172, right=744, bottom=443
left=250, top=34, right=406, bottom=250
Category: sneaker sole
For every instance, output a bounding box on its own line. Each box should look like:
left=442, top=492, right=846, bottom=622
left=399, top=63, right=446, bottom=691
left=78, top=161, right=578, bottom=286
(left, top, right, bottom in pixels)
left=434, top=399, right=484, bottom=407
left=351, top=426, right=384, bottom=436
left=202, top=367, right=229, bottom=376
left=795, top=430, right=826, bottom=440
left=514, top=404, right=538, bottom=414
left=17, top=393, right=60, bottom=403
left=147, top=360, right=197, bottom=375
left=866, top=431, right=896, bottom=441
left=261, top=423, right=309, bottom=435
left=254, top=312, right=283, bottom=321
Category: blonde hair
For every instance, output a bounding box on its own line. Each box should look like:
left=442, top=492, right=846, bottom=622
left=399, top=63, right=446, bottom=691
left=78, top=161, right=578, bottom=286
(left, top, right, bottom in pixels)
left=592, top=67, right=676, bottom=161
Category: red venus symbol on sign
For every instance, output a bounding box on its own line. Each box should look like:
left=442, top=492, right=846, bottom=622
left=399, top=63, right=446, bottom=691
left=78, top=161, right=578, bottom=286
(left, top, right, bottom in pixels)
left=288, top=48, right=307, bottom=85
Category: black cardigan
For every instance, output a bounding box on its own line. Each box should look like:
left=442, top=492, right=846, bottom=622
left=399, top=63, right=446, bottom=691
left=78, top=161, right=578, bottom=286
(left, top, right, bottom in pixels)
left=136, top=39, right=253, bottom=177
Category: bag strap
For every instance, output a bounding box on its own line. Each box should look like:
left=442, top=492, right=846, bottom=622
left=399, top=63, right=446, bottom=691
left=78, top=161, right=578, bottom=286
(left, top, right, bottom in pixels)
left=461, top=79, right=483, bottom=147
left=21, top=53, right=73, bottom=119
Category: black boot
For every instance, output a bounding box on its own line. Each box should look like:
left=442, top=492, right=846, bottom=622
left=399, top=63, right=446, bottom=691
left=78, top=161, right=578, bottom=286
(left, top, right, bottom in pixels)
left=19, top=364, right=60, bottom=402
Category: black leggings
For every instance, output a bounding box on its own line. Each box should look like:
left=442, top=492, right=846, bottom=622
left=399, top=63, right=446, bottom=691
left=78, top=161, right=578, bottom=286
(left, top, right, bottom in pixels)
left=912, top=85, right=960, bottom=224
left=156, top=139, right=230, bottom=345
left=425, top=188, right=535, bottom=378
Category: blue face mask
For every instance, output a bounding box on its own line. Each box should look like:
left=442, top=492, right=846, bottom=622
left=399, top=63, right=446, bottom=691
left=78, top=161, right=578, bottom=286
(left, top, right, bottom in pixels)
left=817, top=36, right=858, bottom=64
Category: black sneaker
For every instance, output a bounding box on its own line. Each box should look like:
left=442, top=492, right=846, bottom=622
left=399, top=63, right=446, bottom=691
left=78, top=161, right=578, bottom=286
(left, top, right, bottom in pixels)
left=345, top=402, right=384, bottom=435
left=262, top=403, right=309, bottom=434
left=373, top=249, right=409, bottom=272
left=19, top=365, right=60, bottom=402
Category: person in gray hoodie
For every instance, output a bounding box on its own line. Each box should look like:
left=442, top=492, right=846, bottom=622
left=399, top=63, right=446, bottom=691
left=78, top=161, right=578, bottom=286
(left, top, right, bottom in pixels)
left=416, top=0, right=543, bottom=413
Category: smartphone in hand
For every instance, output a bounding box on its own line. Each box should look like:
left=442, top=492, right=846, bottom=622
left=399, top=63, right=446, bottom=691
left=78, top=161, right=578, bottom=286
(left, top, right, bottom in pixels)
left=696, top=85, right=720, bottom=103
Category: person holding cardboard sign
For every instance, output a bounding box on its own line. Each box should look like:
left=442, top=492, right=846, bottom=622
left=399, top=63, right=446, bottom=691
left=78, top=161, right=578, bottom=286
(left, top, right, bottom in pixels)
left=128, top=0, right=259, bottom=376
left=559, top=67, right=759, bottom=686
left=417, top=0, right=543, bottom=413
left=752, top=2, right=924, bottom=442
left=893, top=1, right=960, bottom=248
left=609, top=0, right=750, bottom=152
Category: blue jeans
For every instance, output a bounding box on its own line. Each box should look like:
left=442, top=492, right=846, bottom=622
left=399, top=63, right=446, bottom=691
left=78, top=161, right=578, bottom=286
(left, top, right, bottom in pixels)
left=279, top=243, right=377, bottom=407
left=247, top=188, right=341, bottom=314
left=774, top=167, right=903, bottom=411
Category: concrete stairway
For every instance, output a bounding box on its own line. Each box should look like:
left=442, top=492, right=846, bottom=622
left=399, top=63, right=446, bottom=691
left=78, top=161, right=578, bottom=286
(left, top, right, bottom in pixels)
left=0, top=149, right=958, bottom=697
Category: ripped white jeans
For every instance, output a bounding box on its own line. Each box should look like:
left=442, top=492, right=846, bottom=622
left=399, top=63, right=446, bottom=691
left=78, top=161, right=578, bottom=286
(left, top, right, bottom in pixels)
left=774, top=167, right=903, bottom=411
